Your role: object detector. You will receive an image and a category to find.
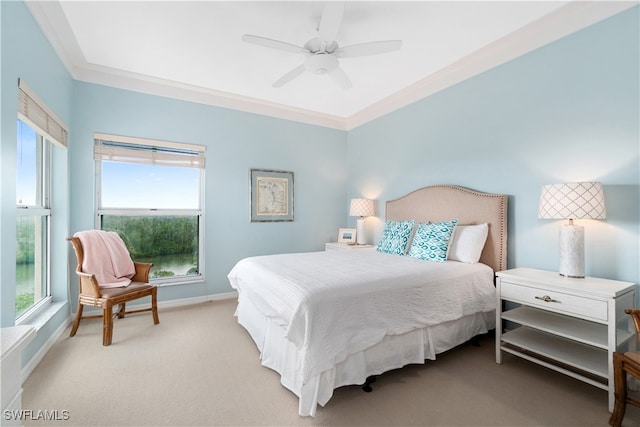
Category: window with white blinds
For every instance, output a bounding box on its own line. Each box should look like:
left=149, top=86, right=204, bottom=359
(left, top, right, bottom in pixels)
left=94, top=133, right=205, bottom=169
left=16, top=78, right=62, bottom=321
left=95, top=133, right=205, bottom=285
left=17, top=79, right=68, bottom=148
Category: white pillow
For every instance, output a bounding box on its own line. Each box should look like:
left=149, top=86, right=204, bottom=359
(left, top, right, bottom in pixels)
left=447, top=223, right=489, bottom=263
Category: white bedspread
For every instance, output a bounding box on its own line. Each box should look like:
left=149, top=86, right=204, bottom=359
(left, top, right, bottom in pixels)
left=227, top=249, right=495, bottom=384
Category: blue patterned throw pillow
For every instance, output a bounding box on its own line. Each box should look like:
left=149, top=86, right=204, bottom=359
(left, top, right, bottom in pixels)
left=377, top=220, right=416, bottom=255
left=408, top=219, right=458, bottom=262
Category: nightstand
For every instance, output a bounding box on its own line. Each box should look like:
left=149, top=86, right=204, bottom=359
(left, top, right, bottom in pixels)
left=495, top=268, right=637, bottom=412
left=325, top=242, right=374, bottom=251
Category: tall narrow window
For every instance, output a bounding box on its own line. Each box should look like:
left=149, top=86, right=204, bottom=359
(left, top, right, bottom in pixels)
left=95, top=133, right=205, bottom=285
left=16, top=120, right=49, bottom=319
left=16, top=80, right=67, bottom=320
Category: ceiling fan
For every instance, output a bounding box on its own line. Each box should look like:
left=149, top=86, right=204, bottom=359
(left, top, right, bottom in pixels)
left=242, top=2, right=402, bottom=90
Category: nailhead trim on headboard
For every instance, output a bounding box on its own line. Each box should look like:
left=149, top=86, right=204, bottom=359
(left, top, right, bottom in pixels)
left=385, top=185, right=508, bottom=272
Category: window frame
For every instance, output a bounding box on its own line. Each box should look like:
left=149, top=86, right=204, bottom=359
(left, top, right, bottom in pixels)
left=94, top=133, right=206, bottom=286
left=15, top=121, right=52, bottom=323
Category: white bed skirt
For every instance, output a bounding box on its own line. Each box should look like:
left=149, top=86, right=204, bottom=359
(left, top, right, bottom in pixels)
left=235, top=293, right=495, bottom=417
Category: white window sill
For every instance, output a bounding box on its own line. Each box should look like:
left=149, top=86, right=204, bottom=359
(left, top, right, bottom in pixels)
left=16, top=300, right=67, bottom=331
left=153, top=275, right=205, bottom=287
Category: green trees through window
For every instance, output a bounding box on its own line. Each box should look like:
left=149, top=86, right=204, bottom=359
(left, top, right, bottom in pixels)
left=16, top=118, right=50, bottom=319
left=102, top=215, right=199, bottom=278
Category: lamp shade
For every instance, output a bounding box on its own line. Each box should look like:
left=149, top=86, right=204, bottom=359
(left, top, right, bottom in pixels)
left=538, top=182, right=606, bottom=220
left=349, top=198, right=374, bottom=217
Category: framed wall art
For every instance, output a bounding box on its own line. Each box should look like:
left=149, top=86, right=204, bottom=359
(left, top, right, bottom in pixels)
left=250, top=169, right=294, bottom=222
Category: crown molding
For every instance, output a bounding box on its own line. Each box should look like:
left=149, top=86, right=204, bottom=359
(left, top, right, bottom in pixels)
left=347, top=1, right=638, bottom=129
left=25, top=1, right=349, bottom=130
left=74, top=63, right=349, bottom=130
left=25, top=0, right=86, bottom=73
left=26, top=1, right=638, bottom=132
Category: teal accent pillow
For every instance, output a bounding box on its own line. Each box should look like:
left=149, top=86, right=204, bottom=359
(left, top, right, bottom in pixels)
left=408, top=219, right=458, bottom=262
left=376, top=220, right=416, bottom=255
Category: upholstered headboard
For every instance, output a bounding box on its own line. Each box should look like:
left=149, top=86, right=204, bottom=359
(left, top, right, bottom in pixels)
left=385, top=185, right=508, bottom=272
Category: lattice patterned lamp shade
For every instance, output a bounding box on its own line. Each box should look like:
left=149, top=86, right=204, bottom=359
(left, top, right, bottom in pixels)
left=538, top=182, right=606, bottom=278
left=349, top=198, right=375, bottom=218
left=538, top=182, right=606, bottom=220
left=349, top=198, right=374, bottom=245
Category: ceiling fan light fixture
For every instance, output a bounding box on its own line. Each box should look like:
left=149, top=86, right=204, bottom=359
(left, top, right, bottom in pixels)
left=305, top=54, right=338, bottom=75
left=242, top=2, right=401, bottom=89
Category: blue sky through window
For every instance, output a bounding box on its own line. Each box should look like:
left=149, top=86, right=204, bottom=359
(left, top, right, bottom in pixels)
left=18, top=119, right=200, bottom=210
left=102, top=161, right=199, bottom=209
left=16, top=120, right=37, bottom=206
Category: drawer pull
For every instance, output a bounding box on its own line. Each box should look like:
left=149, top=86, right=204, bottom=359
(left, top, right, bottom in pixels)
left=535, top=295, right=560, bottom=303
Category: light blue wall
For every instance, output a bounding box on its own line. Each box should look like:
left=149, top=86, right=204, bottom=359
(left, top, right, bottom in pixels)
left=70, top=82, right=348, bottom=303
left=1, top=1, right=73, bottom=359
left=348, top=7, right=639, bottom=289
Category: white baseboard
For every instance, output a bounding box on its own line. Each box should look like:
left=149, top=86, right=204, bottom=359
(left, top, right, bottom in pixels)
left=158, top=291, right=238, bottom=310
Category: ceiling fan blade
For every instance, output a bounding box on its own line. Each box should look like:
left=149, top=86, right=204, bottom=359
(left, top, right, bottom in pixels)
left=272, top=64, right=306, bottom=88
left=242, top=34, right=308, bottom=55
left=317, top=1, right=345, bottom=46
left=329, top=66, right=352, bottom=90
left=334, top=40, right=403, bottom=58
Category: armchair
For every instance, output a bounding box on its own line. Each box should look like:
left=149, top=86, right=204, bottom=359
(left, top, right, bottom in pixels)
left=67, top=232, right=159, bottom=346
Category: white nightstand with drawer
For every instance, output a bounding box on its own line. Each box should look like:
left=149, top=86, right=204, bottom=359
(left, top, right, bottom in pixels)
left=325, top=242, right=374, bottom=251
left=495, top=268, right=637, bottom=412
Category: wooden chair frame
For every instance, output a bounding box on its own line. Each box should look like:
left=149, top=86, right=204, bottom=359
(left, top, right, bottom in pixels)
left=67, top=236, right=159, bottom=346
left=609, top=308, right=640, bottom=427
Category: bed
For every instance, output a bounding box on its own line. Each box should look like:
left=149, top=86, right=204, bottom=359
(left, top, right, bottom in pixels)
left=228, top=184, right=508, bottom=416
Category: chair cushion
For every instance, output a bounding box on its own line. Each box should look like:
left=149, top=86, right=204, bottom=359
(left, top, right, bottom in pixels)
left=99, top=282, right=154, bottom=299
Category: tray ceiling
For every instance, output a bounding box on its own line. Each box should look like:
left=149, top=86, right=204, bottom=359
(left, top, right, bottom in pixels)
left=26, top=1, right=635, bottom=129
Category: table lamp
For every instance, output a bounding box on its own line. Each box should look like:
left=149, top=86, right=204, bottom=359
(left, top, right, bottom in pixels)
left=538, top=182, right=606, bottom=278
left=349, top=198, right=374, bottom=245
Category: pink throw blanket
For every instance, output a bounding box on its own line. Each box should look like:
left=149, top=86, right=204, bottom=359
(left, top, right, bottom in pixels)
left=75, top=230, right=136, bottom=288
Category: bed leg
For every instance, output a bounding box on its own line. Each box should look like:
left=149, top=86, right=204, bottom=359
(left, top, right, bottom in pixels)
left=470, top=330, right=493, bottom=347
left=362, top=375, right=376, bottom=392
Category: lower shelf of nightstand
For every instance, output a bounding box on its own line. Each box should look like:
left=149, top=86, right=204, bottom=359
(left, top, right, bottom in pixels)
left=501, top=327, right=608, bottom=389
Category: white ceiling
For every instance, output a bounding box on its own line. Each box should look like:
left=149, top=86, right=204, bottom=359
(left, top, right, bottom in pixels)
left=26, top=1, right=636, bottom=130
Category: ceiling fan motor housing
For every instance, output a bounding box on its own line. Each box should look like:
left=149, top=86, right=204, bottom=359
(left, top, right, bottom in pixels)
left=305, top=54, right=339, bottom=75
left=304, top=37, right=338, bottom=54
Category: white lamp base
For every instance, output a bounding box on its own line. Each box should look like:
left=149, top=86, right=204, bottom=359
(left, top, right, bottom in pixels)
left=356, top=218, right=366, bottom=245
left=559, top=224, right=585, bottom=278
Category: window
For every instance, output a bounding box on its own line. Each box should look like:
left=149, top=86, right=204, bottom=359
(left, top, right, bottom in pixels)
left=15, top=79, right=67, bottom=320
left=16, top=120, right=50, bottom=319
left=95, top=133, right=205, bottom=285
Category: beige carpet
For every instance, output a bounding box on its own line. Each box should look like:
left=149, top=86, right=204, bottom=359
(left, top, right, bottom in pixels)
left=22, top=299, right=640, bottom=426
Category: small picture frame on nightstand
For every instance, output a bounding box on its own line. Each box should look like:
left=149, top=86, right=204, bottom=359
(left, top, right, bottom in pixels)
left=338, top=228, right=356, bottom=244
